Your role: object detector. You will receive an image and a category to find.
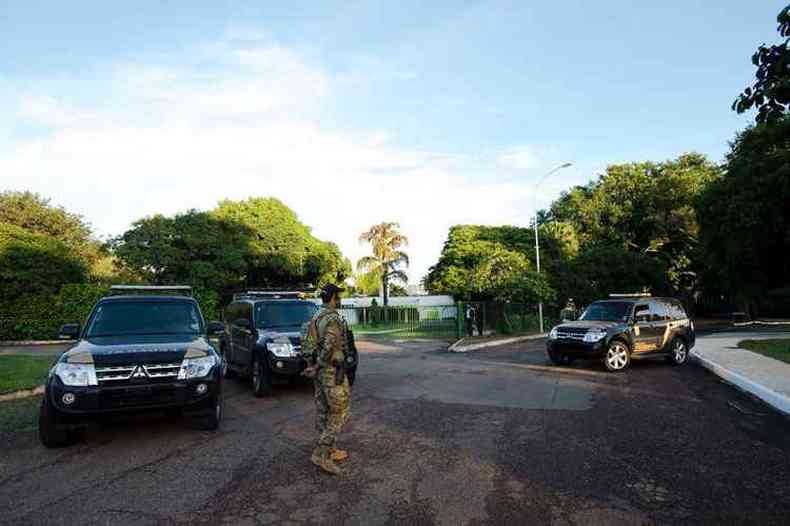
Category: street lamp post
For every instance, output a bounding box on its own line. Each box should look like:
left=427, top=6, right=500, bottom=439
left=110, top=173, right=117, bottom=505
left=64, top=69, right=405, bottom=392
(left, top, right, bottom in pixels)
left=534, top=162, right=572, bottom=334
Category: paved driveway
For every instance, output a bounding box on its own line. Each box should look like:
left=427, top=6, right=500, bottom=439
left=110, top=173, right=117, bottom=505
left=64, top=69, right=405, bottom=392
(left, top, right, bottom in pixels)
left=1, top=336, right=789, bottom=525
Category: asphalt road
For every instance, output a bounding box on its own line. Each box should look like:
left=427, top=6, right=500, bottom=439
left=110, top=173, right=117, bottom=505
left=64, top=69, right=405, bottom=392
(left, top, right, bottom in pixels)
left=1, top=336, right=790, bottom=525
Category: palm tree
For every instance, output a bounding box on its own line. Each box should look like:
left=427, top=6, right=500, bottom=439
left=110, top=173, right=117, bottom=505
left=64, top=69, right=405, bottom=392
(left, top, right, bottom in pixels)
left=357, top=222, right=409, bottom=306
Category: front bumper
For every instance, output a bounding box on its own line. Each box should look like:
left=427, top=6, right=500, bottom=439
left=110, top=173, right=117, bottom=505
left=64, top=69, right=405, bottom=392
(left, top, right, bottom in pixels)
left=48, top=376, right=220, bottom=420
left=547, top=339, right=606, bottom=357
left=266, top=353, right=306, bottom=376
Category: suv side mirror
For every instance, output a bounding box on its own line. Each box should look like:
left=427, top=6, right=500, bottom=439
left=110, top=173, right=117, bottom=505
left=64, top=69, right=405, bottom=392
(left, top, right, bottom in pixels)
left=59, top=323, right=80, bottom=340
left=207, top=321, right=224, bottom=335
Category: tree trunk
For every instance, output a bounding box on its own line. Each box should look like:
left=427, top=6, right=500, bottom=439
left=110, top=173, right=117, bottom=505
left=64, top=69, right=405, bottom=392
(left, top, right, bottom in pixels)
left=382, top=274, right=389, bottom=307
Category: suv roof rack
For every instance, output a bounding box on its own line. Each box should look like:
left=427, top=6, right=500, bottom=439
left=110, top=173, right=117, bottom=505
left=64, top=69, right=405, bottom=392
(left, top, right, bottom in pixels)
left=232, top=289, right=315, bottom=301
left=108, top=285, right=193, bottom=297
left=609, top=293, right=652, bottom=298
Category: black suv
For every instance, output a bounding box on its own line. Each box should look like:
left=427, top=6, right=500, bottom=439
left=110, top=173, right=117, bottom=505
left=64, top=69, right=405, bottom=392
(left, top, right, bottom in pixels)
left=546, top=295, right=695, bottom=372
left=221, top=292, right=319, bottom=396
left=40, top=286, right=225, bottom=448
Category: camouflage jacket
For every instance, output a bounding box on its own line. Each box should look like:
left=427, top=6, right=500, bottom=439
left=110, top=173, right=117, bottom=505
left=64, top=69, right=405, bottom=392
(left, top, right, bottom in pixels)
left=302, top=307, right=347, bottom=369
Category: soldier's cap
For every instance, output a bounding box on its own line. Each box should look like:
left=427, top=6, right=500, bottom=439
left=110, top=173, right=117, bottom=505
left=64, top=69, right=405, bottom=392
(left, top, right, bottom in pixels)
left=320, top=283, right=345, bottom=296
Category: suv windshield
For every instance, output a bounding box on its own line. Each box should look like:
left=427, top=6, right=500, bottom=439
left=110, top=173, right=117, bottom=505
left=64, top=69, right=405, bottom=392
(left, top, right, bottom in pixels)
left=86, top=301, right=204, bottom=337
left=255, top=302, right=317, bottom=329
left=579, top=301, right=632, bottom=322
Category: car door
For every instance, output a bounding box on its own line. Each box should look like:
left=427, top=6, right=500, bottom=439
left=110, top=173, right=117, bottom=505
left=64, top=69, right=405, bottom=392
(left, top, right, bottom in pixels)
left=234, top=302, right=255, bottom=371
left=651, top=299, right=673, bottom=351
left=224, top=303, right=238, bottom=366
left=632, top=302, right=659, bottom=353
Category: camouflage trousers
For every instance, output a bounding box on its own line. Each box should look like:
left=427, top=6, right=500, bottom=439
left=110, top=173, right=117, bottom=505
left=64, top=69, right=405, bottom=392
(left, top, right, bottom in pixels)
left=314, top=371, right=351, bottom=454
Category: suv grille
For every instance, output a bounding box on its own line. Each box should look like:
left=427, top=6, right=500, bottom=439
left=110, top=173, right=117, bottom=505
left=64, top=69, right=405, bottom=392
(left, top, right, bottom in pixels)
left=95, top=363, right=182, bottom=384
left=556, top=328, right=588, bottom=341
left=100, top=385, right=178, bottom=410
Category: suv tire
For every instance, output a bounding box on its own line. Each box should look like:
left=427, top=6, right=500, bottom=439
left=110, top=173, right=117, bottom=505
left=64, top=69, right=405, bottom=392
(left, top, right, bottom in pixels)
left=252, top=355, right=273, bottom=397
left=548, top=350, right=575, bottom=366
left=221, top=348, right=236, bottom=379
left=604, top=340, right=630, bottom=372
left=194, top=392, right=223, bottom=431
left=39, top=396, right=72, bottom=448
left=667, top=337, right=689, bottom=366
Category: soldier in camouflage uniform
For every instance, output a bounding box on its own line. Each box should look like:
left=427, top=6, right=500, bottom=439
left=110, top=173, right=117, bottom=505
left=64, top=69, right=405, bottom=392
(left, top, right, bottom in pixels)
left=301, top=283, right=352, bottom=475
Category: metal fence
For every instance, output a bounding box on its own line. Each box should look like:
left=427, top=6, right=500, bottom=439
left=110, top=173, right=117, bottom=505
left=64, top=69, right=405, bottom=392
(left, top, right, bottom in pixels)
left=338, top=302, right=547, bottom=340
left=338, top=305, right=458, bottom=339
left=459, top=302, right=547, bottom=338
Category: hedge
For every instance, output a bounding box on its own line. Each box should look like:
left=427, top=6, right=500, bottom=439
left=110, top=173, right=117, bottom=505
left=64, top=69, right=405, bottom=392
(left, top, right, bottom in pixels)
left=0, top=283, right=222, bottom=341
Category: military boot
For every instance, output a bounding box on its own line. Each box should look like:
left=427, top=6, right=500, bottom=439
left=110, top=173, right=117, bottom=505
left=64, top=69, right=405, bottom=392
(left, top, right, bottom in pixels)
left=330, top=447, right=349, bottom=462
left=311, top=448, right=343, bottom=475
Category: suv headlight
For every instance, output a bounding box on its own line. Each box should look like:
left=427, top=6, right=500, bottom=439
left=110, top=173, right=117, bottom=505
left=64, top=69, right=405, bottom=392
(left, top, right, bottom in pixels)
left=549, top=327, right=558, bottom=340
left=267, top=342, right=298, bottom=358
left=54, top=362, right=98, bottom=387
left=583, top=329, right=607, bottom=343
left=178, top=355, right=216, bottom=379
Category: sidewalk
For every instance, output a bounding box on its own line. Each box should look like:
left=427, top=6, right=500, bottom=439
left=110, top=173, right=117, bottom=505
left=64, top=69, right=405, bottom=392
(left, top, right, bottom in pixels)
left=449, top=333, right=546, bottom=352
left=692, top=331, right=790, bottom=416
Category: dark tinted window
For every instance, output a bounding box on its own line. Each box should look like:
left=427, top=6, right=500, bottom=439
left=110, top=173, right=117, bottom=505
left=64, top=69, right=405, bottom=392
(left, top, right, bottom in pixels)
left=86, top=301, right=203, bottom=337
left=579, top=301, right=632, bottom=322
left=665, top=300, right=687, bottom=320
left=224, top=303, right=238, bottom=324
left=633, top=304, right=651, bottom=323
left=649, top=300, right=669, bottom=322
left=255, top=302, right=317, bottom=329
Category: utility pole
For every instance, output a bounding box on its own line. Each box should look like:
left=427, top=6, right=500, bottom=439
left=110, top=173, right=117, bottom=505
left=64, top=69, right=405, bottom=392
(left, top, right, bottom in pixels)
left=534, top=162, right=573, bottom=333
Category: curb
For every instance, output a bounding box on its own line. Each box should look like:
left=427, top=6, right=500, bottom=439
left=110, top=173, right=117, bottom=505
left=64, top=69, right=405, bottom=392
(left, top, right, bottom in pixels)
left=0, top=340, right=67, bottom=347
left=691, top=351, right=790, bottom=417
left=0, top=385, right=45, bottom=402
left=449, top=333, right=547, bottom=353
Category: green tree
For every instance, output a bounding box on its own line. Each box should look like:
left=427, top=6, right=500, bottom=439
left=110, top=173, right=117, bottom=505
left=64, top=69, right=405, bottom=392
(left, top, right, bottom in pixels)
left=351, top=268, right=383, bottom=296
left=547, top=154, right=719, bottom=296
left=112, top=210, right=252, bottom=290
left=114, top=198, right=351, bottom=293
left=212, top=198, right=351, bottom=287
left=0, top=222, right=88, bottom=297
left=733, top=5, right=790, bottom=123
left=424, top=225, right=556, bottom=303
left=357, top=222, right=409, bottom=306
left=0, top=191, right=109, bottom=275
left=697, top=117, right=790, bottom=315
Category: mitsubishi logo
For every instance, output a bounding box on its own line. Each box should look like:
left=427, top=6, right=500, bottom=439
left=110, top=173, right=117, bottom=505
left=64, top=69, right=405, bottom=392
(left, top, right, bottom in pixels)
left=131, top=365, right=149, bottom=379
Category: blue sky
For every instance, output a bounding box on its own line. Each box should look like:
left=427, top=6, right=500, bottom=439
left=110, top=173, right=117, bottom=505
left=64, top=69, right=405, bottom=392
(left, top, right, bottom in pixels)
left=0, top=1, right=785, bottom=281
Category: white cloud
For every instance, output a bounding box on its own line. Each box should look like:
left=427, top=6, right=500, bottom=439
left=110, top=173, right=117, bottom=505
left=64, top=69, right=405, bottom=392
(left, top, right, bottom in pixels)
left=0, top=36, right=562, bottom=283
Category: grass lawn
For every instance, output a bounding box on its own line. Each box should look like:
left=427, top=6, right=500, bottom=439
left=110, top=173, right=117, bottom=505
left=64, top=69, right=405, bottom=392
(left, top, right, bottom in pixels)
left=738, top=338, right=790, bottom=365
left=0, top=395, right=41, bottom=433
left=0, top=355, right=55, bottom=393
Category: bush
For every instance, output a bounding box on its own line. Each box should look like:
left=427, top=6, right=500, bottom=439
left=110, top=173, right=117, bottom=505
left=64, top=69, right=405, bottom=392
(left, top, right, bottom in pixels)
left=0, top=222, right=88, bottom=297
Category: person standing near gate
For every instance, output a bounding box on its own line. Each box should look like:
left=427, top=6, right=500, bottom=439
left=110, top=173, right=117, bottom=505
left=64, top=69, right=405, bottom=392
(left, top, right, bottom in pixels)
left=302, top=283, right=352, bottom=475
left=465, top=304, right=476, bottom=336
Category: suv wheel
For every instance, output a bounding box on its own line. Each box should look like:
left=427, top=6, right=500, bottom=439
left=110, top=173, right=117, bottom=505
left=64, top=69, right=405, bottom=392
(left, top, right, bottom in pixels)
left=667, top=338, right=688, bottom=366
left=39, top=396, right=72, bottom=448
left=548, top=350, right=575, bottom=366
left=194, top=391, right=223, bottom=431
left=220, top=346, right=236, bottom=379
left=604, top=341, right=630, bottom=372
left=252, top=355, right=273, bottom=397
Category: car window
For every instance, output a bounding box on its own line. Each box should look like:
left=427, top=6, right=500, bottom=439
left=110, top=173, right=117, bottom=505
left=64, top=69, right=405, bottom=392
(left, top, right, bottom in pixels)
left=579, top=301, right=632, bottom=322
left=650, top=300, right=669, bottom=322
left=224, top=303, right=237, bottom=324
left=634, top=304, right=650, bottom=323
left=255, top=302, right=318, bottom=329
left=86, top=301, right=203, bottom=337
left=667, top=300, right=687, bottom=320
